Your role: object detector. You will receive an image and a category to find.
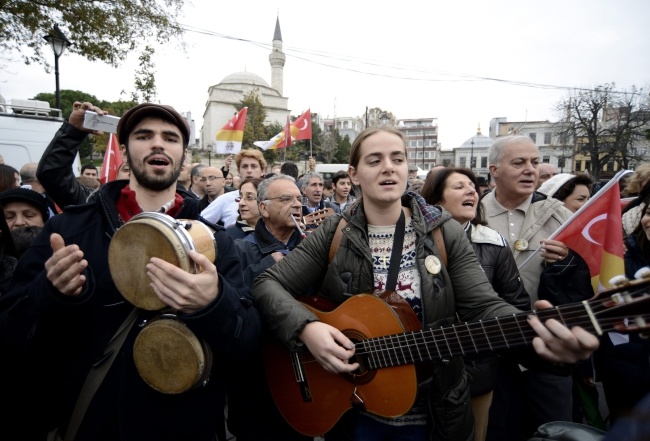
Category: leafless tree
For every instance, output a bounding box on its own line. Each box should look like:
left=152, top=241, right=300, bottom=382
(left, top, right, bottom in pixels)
left=554, top=83, right=650, bottom=179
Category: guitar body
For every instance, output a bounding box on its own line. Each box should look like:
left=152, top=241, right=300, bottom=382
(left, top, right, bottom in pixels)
left=263, top=294, right=420, bottom=436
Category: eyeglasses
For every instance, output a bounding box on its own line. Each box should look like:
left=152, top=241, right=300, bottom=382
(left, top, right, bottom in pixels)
left=264, top=195, right=303, bottom=205
left=200, top=175, right=224, bottom=183
left=235, top=194, right=257, bottom=202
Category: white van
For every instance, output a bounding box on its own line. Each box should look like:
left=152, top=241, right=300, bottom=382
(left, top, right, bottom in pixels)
left=314, top=163, right=349, bottom=180
left=0, top=99, right=81, bottom=174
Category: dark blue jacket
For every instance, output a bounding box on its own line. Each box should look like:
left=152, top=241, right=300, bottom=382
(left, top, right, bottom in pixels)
left=0, top=180, right=260, bottom=441
left=235, top=218, right=302, bottom=288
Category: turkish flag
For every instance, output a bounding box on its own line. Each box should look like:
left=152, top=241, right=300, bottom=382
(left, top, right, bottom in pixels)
left=292, top=109, right=312, bottom=141
left=553, top=178, right=625, bottom=292
left=100, top=133, right=123, bottom=184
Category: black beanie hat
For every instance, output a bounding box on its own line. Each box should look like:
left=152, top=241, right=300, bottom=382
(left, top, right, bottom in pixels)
left=0, top=187, right=50, bottom=221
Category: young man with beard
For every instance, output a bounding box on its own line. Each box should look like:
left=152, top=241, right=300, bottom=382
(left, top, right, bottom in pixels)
left=0, top=102, right=260, bottom=441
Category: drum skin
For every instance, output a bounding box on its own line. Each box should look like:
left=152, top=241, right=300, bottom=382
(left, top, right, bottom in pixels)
left=108, top=213, right=216, bottom=310
left=133, top=318, right=208, bottom=394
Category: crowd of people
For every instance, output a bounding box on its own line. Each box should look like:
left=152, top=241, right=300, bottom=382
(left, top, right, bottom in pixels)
left=0, top=101, right=648, bottom=441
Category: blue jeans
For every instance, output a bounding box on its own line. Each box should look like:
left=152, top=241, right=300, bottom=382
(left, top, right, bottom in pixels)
left=353, top=413, right=428, bottom=441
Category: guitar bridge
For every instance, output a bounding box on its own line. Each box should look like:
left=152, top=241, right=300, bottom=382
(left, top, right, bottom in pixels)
left=291, top=351, right=312, bottom=402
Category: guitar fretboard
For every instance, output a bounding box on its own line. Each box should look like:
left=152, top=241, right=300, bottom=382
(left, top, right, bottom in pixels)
left=356, top=302, right=600, bottom=370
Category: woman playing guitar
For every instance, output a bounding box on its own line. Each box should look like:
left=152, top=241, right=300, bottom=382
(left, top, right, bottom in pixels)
left=253, top=127, right=600, bottom=441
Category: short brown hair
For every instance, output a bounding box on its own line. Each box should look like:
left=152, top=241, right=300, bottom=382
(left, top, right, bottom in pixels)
left=235, top=149, right=267, bottom=172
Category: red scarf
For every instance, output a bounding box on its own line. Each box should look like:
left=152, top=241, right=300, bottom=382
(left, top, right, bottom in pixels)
left=116, top=185, right=184, bottom=222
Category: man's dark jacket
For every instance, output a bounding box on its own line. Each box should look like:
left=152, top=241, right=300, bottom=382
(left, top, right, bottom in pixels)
left=36, top=121, right=97, bottom=209
left=234, top=218, right=303, bottom=288
left=0, top=180, right=260, bottom=441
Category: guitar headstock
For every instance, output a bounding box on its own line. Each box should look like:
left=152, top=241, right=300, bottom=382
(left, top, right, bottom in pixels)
left=590, top=267, right=650, bottom=335
left=303, top=207, right=335, bottom=228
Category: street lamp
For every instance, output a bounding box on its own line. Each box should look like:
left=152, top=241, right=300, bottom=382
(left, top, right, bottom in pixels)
left=380, top=112, right=389, bottom=126
left=43, top=24, right=72, bottom=112
left=470, top=138, right=474, bottom=171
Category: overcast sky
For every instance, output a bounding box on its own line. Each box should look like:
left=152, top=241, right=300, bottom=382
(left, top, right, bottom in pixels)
left=1, top=0, right=649, bottom=150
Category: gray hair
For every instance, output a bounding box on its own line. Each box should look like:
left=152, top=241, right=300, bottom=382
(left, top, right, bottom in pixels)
left=300, top=171, right=323, bottom=190
left=257, top=174, right=296, bottom=203
left=190, top=164, right=205, bottom=177
left=488, top=135, right=537, bottom=167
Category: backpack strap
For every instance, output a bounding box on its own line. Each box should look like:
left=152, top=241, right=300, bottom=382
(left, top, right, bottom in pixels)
left=328, top=217, right=348, bottom=264
left=432, top=227, right=447, bottom=268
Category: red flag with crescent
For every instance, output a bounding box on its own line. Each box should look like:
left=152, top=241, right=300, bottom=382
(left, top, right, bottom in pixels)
left=292, top=109, right=312, bottom=141
left=553, top=176, right=626, bottom=292
left=100, top=133, right=123, bottom=184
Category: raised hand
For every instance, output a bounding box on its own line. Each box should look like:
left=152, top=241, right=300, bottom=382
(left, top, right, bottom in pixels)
left=45, top=233, right=88, bottom=296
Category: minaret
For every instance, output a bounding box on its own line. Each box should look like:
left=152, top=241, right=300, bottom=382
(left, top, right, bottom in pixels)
left=269, top=16, right=286, bottom=96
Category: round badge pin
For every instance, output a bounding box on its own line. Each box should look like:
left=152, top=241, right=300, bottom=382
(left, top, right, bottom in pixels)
left=514, top=239, right=529, bottom=251
left=425, top=255, right=442, bottom=274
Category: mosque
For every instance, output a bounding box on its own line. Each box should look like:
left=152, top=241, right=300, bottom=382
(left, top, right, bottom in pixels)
left=200, top=17, right=290, bottom=150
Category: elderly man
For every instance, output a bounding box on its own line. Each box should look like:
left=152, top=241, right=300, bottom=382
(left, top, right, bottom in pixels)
left=198, top=166, right=226, bottom=211
left=229, top=174, right=307, bottom=441
left=537, top=163, right=559, bottom=189
left=482, top=135, right=575, bottom=441
left=300, top=172, right=333, bottom=230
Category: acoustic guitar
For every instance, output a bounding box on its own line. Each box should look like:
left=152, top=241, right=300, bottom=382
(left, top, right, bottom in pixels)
left=303, top=207, right=335, bottom=229
left=263, top=273, right=650, bottom=436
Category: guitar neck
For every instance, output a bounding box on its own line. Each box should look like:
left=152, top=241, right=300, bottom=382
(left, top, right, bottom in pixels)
left=356, top=302, right=601, bottom=370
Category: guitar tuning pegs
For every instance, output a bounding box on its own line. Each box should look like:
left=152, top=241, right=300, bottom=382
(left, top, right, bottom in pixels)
left=609, top=275, right=629, bottom=287
left=634, top=267, right=650, bottom=281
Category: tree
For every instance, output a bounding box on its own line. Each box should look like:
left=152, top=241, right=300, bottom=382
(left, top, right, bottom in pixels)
left=132, top=45, right=157, bottom=103
left=335, top=134, right=352, bottom=163
left=32, top=90, right=137, bottom=161
left=2, top=1, right=185, bottom=69
left=555, top=83, right=650, bottom=179
left=239, top=90, right=267, bottom=149
left=355, top=107, right=397, bottom=129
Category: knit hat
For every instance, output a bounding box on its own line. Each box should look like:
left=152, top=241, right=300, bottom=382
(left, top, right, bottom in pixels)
left=117, top=103, right=190, bottom=147
left=538, top=173, right=575, bottom=198
left=0, top=187, right=50, bottom=221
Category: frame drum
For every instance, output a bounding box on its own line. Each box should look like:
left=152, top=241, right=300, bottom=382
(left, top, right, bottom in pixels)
left=109, top=212, right=216, bottom=310
left=133, top=315, right=212, bottom=394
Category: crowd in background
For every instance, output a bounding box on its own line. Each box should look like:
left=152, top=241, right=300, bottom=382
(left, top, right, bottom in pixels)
left=0, top=103, right=648, bottom=441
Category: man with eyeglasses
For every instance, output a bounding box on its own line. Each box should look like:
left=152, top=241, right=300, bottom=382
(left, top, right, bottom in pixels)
left=198, top=166, right=227, bottom=211
left=229, top=174, right=307, bottom=441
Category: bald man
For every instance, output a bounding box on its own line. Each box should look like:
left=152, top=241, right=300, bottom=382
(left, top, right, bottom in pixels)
left=198, top=166, right=226, bottom=211
left=536, top=163, right=559, bottom=189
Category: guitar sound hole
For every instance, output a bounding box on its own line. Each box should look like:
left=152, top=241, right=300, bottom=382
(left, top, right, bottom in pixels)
left=342, top=331, right=376, bottom=385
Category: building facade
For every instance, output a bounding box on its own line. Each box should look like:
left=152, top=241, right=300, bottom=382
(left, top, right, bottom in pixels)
left=453, top=126, right=493, bottom=180
left=489, top=117, right=574, bottom=173
left=397, top=118, right=439, bottom=171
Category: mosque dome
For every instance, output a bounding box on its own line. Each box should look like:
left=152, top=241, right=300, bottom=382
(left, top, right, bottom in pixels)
left=219, top=71, right=270, bottom=88
left=460, top=125, right=494, bottom=148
